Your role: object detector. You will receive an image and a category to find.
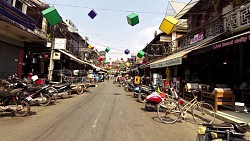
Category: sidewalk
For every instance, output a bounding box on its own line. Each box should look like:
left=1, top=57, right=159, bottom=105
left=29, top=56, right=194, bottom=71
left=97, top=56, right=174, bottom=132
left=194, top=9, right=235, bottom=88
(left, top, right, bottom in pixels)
left=216, top=108, right=250, bottom=124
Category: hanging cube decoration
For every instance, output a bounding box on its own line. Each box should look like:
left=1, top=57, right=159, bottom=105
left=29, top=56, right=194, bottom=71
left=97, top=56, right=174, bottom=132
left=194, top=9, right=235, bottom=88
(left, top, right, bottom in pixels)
left=137, top=50, right=145, bottom=58
left=125, top=62, right=130, bottom=67
left=98, top=56, right=103, bottom=62
left=88, top=9, right=97, bottom=19
left=127, top=13, right=139, bottom=26
left=159, top=16, right=179, bottom=34
left=124, top=49, right=130, bottom=55
left=103, top=60, right=107, bottom=64
left=42, top=6, right=62, bottom=26
left=105, top=47, right=110, bottom=53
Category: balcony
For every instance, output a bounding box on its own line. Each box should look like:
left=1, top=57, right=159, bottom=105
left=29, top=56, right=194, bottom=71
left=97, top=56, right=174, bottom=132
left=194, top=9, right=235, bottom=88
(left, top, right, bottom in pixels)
left=0, top=0, right=46, bottom=42
left=177, top=16, right=224, bottom=49
left=223, top=2, right=250, bottom=33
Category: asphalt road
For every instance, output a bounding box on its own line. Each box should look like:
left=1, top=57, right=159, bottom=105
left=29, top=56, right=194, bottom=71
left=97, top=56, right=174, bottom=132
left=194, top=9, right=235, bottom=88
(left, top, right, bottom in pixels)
left=0, top=81, right=222, bottom=141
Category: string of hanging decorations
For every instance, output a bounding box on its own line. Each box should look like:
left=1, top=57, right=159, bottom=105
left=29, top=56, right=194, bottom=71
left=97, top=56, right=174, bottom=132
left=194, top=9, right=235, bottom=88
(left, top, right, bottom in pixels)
left=42, top=2, right=179, bottom=61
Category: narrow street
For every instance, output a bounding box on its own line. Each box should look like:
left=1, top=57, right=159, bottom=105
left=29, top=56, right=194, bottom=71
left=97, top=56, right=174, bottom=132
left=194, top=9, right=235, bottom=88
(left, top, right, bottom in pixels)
left=0, top=81, right=218, bottom=141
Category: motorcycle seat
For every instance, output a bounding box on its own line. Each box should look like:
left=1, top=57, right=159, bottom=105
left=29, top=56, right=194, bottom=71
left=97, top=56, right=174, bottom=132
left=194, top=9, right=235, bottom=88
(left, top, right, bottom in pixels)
left=27, top=87, right=42, bottom=92
left=232, top=123, right=250, bottom=133
left=53, top=83, right=71, bottom=88
left=202, top=123, right=234, bottom=130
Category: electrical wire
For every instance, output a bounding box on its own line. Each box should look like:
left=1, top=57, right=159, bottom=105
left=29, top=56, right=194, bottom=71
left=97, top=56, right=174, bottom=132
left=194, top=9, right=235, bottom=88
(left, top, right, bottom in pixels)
left=79, top=30, right=146, bottom=45
left=47, top=3, right=166, bottom=15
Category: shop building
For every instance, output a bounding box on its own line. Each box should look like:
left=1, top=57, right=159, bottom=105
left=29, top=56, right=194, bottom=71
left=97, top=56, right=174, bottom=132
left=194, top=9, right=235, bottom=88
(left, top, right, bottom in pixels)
left=0, top=0, right=49, bottom=79
left=149, top=0, right=250, bottom=109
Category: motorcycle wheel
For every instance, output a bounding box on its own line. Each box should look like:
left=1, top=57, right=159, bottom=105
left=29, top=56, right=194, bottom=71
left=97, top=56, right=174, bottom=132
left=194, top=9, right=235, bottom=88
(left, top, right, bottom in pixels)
left=38, top=94, right=52, bottom=106
left=15, top=100, right=30, bottom=117
left=145, top=102, right=156, bottom=112
left=46, top=87, right=58, bottom=102
left=138, top=93, right=147, bottom=103
left=76, top=85, right=84, bottom=95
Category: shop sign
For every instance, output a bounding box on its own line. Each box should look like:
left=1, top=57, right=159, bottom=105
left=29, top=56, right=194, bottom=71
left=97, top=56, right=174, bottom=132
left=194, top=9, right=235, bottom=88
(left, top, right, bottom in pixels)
left=54, top=38, right=66, bottom=49
left=213, top=34, right=250, bottom=49
left=150, top=57, right=182, bottom=68
left=0, top=0, right=36, bottom=30
left=190, top=32, right=204, bottom=44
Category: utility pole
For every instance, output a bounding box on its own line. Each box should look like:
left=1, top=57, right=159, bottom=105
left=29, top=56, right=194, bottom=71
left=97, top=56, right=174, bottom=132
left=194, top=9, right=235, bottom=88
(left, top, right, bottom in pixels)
left=48, top=26, right=55, bottom=81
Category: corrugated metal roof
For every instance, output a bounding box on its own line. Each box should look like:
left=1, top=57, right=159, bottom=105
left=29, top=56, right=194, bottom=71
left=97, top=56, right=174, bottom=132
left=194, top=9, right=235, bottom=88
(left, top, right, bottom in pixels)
left=175, top=0, right=200, bottom=19
left=169, top=1, right=187, bottom=14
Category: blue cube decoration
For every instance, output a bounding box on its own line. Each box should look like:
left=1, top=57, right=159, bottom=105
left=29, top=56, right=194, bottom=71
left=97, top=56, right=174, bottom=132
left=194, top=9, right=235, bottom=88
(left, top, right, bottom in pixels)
left=88, top=9, right=97, bottom=19
left=124, top=49, right=130, bottom=55
left=127, top=13, right=139, bottom=26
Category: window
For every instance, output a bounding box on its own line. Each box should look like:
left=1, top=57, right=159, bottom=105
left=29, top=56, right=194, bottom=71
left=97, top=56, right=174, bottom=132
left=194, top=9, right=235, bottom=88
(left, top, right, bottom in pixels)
left=15, top=0, right=23, bottom=11
left=5, top=0, right=13, bottom=5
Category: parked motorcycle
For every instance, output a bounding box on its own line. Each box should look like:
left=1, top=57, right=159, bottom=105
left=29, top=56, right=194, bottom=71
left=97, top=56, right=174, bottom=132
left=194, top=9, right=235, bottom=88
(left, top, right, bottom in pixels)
left=0, top=83, right=30, bottom=117
left=145, top=85, right=178, bottom=112
left=197, top=122, right=250, bottom=141
left=133, top=85, right=141, bottom=98
left=24, top=84, right=52, bottom=106
left=138, top=85, right=154, bottom=103
left=50, top=83, right=72, bottom=98
left=124, top=82, right=136, bottom=92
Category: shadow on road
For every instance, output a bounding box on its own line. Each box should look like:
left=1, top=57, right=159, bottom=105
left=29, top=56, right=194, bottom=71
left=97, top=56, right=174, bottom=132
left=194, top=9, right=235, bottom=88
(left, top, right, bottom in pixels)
left=113, top=93, right=121, bottom=95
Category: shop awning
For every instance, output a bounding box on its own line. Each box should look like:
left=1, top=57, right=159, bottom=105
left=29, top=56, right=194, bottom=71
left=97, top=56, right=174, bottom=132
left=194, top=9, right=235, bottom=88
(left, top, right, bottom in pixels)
left=174, top=0, right=200, bottom=19
left=58, top=49, right=92, bottom=65
left=149, top=35, right=221, bottom=69
left=91, top=65, right=107, bottom=72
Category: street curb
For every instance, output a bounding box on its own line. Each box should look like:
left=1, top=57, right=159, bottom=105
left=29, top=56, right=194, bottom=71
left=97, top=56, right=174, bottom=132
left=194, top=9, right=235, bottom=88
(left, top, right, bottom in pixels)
left=215, top=111, right=248, bottom=124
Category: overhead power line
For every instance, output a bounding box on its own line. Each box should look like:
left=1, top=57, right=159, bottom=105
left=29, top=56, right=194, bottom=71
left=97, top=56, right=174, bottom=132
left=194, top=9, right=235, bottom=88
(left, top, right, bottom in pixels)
left=48, top=3, right=166, bottom=15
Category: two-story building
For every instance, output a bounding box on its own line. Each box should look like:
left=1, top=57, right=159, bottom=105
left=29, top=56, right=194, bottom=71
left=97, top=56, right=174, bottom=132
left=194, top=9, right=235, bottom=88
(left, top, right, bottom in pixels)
left=0, top=0, right=48, bottom=78
left=149, top=0, right=250, bottom=106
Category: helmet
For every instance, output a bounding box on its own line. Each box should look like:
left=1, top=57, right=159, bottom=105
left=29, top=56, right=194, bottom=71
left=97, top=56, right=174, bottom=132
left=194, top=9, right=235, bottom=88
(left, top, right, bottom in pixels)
left=28, top=73, right=33, bottom=77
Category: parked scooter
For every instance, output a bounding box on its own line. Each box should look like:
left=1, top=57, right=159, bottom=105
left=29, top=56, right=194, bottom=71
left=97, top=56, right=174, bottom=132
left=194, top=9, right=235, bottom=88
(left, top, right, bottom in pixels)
left=124, top=82, right=135, bottom=92
left=4, top=74, right=53, bottom=106
left=138, top=85, right=154, bottom=103
left=145, top=85, right=178, bottom=112
left=50, top=83, right=72, bottom=98
left=0, top=82, right=30, bottom=117
left=197, top=122, right=250, bottom=141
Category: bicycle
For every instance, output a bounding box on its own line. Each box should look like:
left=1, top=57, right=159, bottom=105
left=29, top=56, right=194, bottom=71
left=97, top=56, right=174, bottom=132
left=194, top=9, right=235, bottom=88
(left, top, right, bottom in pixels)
left=157, top=90, right=215, bottom=124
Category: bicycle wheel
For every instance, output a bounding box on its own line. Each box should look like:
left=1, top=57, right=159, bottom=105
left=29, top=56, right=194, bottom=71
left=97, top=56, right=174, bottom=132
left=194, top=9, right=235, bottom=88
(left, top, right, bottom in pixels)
left=157, top=99, right=181, bottom=124
left=192, top=102, right=215, bottom=125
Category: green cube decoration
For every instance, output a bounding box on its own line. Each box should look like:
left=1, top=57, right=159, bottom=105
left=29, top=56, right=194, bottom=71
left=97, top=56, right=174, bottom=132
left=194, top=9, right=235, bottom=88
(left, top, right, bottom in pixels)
left=137, top=50, right=145, bottom=58
left=42, top=6, right=62, bottom=26
left=127, top=13, right=139, bottom=26
left=105, top=47, right=110, bottom=53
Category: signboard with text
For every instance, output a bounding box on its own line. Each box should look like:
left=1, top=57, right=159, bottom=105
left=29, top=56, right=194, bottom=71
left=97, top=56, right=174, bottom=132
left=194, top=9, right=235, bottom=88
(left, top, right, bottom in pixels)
left=213, top=34, right=250, bottom=49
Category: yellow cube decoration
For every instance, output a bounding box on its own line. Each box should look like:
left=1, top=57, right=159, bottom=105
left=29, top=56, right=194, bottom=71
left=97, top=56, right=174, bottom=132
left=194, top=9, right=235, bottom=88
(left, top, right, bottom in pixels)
left=159, top=16, right=179, bottom=34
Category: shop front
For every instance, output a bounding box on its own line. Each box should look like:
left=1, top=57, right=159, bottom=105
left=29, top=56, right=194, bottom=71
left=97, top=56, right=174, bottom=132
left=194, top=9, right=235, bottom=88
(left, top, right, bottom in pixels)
left=190, top=30, right=250, bottom=109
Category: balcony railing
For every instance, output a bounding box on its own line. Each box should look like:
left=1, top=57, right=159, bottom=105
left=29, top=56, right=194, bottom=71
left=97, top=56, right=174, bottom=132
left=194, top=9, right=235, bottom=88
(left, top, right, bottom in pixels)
left=0, top=0, right=46, bottom=39
left=223, top=2, right=250, bottom=32
left=178, top=16, right=224, bottom=49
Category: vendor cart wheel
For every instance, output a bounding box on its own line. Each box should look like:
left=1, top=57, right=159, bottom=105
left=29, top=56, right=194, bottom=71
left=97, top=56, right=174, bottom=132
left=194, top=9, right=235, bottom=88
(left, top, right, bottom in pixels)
left=76, top=85, right=84, bottom=95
